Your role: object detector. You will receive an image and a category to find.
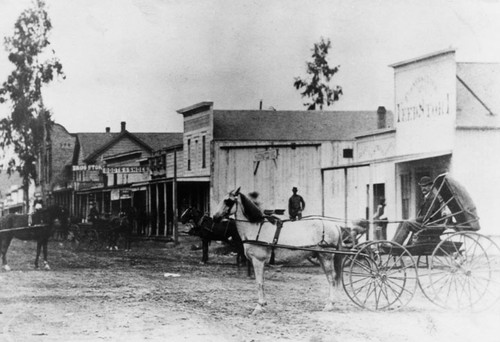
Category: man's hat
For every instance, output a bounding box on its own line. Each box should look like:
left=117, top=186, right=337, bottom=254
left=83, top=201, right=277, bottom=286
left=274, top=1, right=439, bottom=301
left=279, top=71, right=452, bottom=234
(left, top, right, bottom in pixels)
left=418, top=176, right=433, bottom=186
left=292, top=187, right=298, bottom=191
left=248, top=191, right=259, bottom=198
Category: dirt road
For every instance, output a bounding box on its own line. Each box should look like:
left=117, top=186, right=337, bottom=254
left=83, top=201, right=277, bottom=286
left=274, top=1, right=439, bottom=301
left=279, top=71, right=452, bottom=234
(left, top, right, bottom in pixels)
left=0, top=235, right=498, bottom=342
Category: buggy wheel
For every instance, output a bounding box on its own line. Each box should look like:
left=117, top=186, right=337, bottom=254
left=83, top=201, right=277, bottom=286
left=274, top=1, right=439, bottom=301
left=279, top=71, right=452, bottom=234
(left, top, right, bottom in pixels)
left=86, top=230, right=100, bottom=251
left=342, top=240, right=418, bottom=311
left=420, top=232, right=500, bottom=311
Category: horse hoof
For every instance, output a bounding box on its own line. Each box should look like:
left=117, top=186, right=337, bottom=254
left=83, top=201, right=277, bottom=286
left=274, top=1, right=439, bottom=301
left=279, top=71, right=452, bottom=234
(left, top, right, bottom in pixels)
left=322, top=303, right=335, bottom=312
left=3, top=265, right=11, bottom=272
left=43, top=262, right=51, bottom=271
left=251, top=305, right=266, bottom=315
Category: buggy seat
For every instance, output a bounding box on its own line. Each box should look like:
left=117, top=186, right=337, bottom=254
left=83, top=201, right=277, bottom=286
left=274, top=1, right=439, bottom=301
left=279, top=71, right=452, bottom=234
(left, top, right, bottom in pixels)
left=409, top=173, right=480, bottom=247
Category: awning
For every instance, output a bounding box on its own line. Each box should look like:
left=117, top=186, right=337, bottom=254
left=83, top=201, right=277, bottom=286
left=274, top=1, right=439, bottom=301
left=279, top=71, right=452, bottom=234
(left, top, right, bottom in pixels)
left=131, top=181, right=149, bottom=191
left=148, top=176, right=210, bottom=184
left=393, top=150, right=452, bottom=165
left=76, top=188, right=109, bottom=195
left=176, top=176, right=210, bottom=183
left=322, top=150, right=452, bottom=171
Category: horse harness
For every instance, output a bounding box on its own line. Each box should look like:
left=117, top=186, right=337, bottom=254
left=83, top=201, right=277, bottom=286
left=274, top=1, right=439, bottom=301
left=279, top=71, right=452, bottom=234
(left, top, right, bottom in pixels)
left=233, top=195, right=336, bottom=251
left=198, top=213, right=231, bottom=238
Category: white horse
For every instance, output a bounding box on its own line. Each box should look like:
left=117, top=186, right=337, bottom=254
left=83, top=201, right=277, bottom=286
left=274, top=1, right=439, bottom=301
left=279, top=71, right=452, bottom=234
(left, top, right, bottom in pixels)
left=213, top=188, right=344, bottom=315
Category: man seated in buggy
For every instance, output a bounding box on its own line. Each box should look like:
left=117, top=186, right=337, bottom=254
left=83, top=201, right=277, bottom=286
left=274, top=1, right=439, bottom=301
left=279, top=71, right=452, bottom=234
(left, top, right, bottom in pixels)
left=391, top=176, right=444, bottom=246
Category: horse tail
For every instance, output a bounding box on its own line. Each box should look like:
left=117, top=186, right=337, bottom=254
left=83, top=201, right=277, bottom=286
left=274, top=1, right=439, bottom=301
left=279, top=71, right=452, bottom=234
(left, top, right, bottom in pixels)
left=333, top=225, right=344, bottom=285
left=333, top=253, right=343, bottom=285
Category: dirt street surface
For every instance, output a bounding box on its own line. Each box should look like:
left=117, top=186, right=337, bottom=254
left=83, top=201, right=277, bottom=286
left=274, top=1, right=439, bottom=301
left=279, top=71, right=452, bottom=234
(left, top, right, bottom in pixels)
left=0, top=233, right=499, bottom=342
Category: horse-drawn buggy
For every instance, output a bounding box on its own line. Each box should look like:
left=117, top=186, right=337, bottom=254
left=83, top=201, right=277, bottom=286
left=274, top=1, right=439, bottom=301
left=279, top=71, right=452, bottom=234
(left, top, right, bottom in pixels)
left=213, top=173, right=500, bottom=314
left=68, top=213, right=132, bottom=251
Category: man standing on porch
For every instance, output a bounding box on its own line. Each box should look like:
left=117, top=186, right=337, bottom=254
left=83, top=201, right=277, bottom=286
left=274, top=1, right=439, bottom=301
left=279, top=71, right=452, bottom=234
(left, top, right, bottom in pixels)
left=288, top=187, right=305, bottom=221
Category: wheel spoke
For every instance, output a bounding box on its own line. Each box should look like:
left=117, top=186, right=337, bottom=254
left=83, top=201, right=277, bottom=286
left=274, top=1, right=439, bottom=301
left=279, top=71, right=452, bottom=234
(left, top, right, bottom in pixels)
left=425, top=232, right=500, bottom=310
left=342, top=241, right=416, bottom=311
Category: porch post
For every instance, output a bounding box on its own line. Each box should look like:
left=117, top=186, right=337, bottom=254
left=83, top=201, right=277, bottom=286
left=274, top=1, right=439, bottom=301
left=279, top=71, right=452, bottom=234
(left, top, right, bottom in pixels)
left=146, top=184, right=151, bottom=236
left=173, top=149, right=178, bottom=244
left=156, top=183, right=160, bottom=237
left=344, top=168, right=348, bottom=227
left=164, top=181, right=167, bottom=237
left=368, top=164, right=374, bottom=241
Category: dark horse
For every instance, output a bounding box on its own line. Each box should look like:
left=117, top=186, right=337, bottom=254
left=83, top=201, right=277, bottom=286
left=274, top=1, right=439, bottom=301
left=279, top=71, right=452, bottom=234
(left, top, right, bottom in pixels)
left=107, top=211, right=133, bottom=251
left=180, top=207, right=246, bottom=266
left=0, top=205, right=69, bottom=271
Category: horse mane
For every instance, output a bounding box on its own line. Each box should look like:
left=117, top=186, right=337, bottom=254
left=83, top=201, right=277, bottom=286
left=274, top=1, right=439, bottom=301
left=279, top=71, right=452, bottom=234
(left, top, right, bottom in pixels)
left=238, top=192, right=265, bottom=223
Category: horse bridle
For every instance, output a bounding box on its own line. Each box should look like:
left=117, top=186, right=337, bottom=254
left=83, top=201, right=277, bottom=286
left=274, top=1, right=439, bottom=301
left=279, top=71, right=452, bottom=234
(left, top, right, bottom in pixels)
left=222, top=195, right=238, bottom=218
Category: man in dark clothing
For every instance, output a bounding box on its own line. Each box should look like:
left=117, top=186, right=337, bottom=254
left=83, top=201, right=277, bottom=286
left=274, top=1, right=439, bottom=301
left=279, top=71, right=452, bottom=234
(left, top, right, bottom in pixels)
left=288, top=187, right=305, bottom=221
left=392, top=176, right=443, bottom=245
left=88, top=203, right=100, bottom=223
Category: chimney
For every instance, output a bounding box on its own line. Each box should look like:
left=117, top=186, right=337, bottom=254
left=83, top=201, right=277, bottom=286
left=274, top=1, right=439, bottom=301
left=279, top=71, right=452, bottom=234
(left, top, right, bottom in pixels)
left=105, top=127, right=110, bottom=133
left=120, top=121, right=126, bottom=132
left=377, top=106, right=386, bottom=129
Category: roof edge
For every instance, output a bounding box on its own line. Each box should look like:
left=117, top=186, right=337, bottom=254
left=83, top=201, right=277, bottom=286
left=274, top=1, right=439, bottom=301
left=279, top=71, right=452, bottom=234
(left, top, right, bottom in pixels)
left=389, top=48, right=456, bottom=69
left=177, top=101, right=213, bottom=115
left=83, top=131, right=153, bottom=164
left=355, top=128, right=396, bottom=139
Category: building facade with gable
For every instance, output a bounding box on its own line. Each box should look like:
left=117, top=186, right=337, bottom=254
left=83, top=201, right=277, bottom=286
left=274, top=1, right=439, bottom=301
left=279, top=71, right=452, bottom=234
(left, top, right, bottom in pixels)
left=30, top=119, right=184, bottom=240
left=71, top=122, right=182, bottom=227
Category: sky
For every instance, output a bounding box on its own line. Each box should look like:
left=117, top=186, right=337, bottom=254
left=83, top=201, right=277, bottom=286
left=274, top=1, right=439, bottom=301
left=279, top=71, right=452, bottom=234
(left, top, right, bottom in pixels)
left=0, top=0, right=499, bottom=134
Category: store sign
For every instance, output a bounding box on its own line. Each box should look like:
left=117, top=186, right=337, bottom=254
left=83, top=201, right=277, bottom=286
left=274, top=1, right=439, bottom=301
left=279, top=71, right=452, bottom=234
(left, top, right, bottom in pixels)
left=120, top=190, right=131, bottom=199
left=394, top=52, right=456, bottom=156
left=72, top=165, right=102, bottom=171
left=103, top=166, right=149, bottom=174
left=254, top=149, right=278, bottom=162
left=396, top=76, right=451, bottom=123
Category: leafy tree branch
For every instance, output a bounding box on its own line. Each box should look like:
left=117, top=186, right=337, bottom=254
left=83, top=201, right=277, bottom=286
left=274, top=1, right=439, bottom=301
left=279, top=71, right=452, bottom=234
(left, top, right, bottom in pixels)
left=294, top=37, right=342, bottom=110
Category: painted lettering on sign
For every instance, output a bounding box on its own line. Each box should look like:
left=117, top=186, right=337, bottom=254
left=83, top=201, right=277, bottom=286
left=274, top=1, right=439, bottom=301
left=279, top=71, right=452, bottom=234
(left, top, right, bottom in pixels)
left=72, top=165, right=149, bottom=173
left=397, top=95, right=450, bottom=123
left=254, top=149, right=278, bottom=162
left=72, top=165, right=102, bottom=171
left=396, top=76, right=450, bottom=123
left=103, top=166, right=148, bottom=173
left=120, top=190, right=131, bottom=199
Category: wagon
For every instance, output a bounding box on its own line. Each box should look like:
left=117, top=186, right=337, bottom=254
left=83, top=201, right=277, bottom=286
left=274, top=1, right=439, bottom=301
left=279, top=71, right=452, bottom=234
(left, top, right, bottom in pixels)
left=68, top=217, right=127, bottom=251
left=341, top=173, right=500, bottom=311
